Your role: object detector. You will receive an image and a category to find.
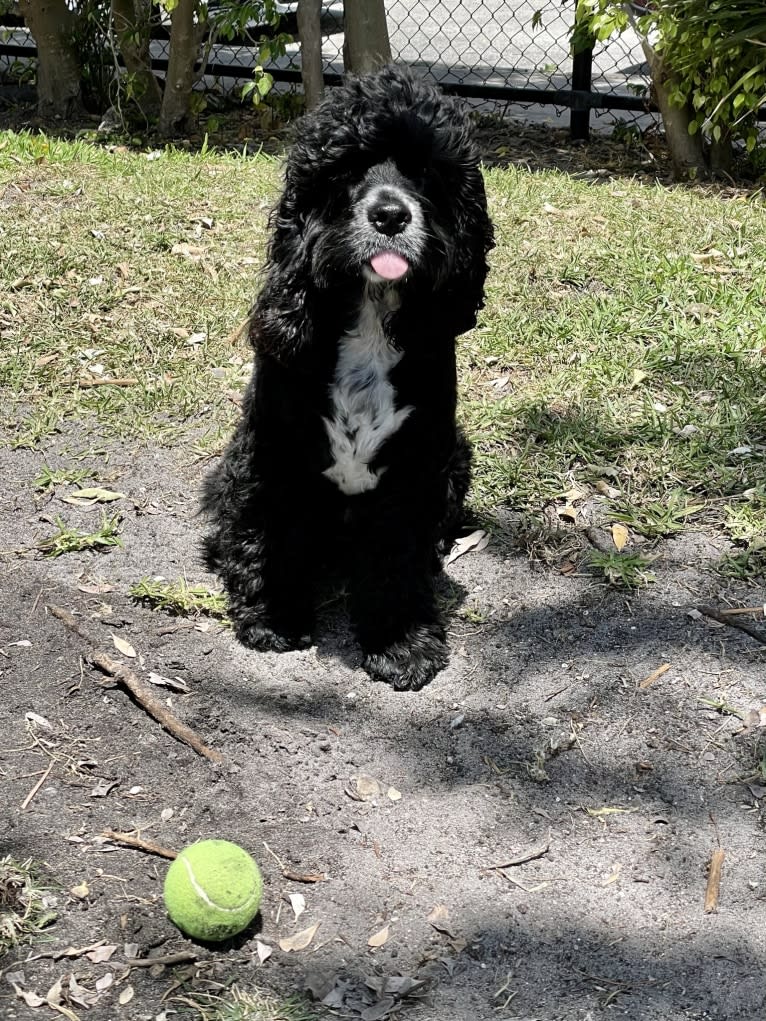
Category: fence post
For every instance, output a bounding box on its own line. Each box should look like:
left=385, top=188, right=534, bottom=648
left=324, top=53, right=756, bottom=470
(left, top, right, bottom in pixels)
left=570, top=6, right=594, bottom=142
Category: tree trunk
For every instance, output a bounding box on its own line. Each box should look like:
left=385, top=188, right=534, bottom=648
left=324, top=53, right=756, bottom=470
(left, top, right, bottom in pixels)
left=297, top=0, right=324, bottom=110
left=111, top=0, right=162, bottom=120
left=19, top=0, right=83, bottom=119
left=343, top=0, right=391, bottom=74
left=640, top=37, right=708, bottom=181
left=158, top=0, right=203, bottom=137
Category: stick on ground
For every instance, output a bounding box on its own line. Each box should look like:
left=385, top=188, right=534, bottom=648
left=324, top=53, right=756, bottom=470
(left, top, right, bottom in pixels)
left=48, top=605, right=223, bottom=764
left=704, top=848, right=725, bottom=913
left=487, top=841, right=550, bottom=869
left=697, top=606, right=766, bottom=647
left=102, top=830, right=178, bottom=860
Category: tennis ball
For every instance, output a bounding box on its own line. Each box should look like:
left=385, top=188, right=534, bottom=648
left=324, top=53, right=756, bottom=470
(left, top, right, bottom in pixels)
left=163, top=839, right=263, bottom=942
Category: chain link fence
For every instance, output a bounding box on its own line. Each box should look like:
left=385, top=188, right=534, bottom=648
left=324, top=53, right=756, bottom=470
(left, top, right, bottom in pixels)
left=0, top=1, right=655, bottom=136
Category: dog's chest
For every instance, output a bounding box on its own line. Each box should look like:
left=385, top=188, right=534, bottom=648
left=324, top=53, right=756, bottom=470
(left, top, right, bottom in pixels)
left=323, top=299, right=413, bottom=495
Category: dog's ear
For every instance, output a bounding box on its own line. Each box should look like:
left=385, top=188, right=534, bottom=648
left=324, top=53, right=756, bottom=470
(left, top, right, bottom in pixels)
left=438, top=165, right=495, bottom=336
left=248, top=177, right=320, bottom=363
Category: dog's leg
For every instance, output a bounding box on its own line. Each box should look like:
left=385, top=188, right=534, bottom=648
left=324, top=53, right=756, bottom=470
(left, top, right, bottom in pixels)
left=349, top=517, right=448, bottom=691
left=203, top=461, right=317, bottom=653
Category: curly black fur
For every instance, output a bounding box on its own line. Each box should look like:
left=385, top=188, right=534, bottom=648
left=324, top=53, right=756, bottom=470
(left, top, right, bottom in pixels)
left=202, top=66, right=494, bottom=690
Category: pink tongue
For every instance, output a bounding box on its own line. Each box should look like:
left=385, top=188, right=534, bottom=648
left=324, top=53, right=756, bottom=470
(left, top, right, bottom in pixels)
left=370, top=251, right=410, bottom=281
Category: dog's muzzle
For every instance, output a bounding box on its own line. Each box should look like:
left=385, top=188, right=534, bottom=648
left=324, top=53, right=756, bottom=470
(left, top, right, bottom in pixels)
left=355, top=182, right=426, bottom=283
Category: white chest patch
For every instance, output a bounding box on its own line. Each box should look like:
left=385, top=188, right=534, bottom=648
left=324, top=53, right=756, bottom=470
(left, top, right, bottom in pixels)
left=323, top=296, right=413, bottom=495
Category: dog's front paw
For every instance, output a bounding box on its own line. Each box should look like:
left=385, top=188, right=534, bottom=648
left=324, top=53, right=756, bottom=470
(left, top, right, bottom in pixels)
left=362, top=625, right=448, bottom=691
left=235, top=618, right=312, bottom=653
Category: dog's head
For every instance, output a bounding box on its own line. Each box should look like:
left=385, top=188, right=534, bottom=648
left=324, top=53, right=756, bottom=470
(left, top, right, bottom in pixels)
left=254, top=66, right=494, bottom=360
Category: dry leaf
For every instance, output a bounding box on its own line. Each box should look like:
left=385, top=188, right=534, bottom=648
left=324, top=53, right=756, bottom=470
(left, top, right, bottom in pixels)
left=46, top=977, right=63, bottom=1005
left=77, top=581, right=114, bottom=595
left=602, top=864, right=621, bottom=886
left=387, top=787, right=402, bottom=802
left=111, top=634, right=136, bottom=658
left=631, top=369, right=649, bottom=387
left=86, top=944, right=117, bottom=963
left=119, top=985, right=135, bottom=1005
left=95, top=973, right=114, bottom=993
left=611, top=523, right=629, bottom=551
left=148, top=672, right=190, bottom=693
left=743, top=705, right=766, bottom=730
left=367, top=924, right=391, bottom=948
left=595, top=480, right=620, bottom=499
left=13, top=985, right=46, bottom=1008
left=585, top=806, right=636, bottom=818
left=90, top=779, right=118, bottom=798
left=70, top=881, right=90, bottom=899
left=171, top=243, right=206, bottom=260
left=278, top=921, right=320, bottom=952
left=289, top=892, right=306, bottom=922
left=446, top=529, right=489, bottom=565
left=557, top=505, right=578, bottom=523
left=62, top=487, right=125, bottom=506
left=427, top=904, right=455, bottom=936
left=25, top=712, right=53, bottom=730
left=361, top=999, right=397, bottom=1021
left=355, top=775, right=382, bottom=801
left=256, top=940, right=273, bottom=963
left=68, top=974, right=99, bottom=1007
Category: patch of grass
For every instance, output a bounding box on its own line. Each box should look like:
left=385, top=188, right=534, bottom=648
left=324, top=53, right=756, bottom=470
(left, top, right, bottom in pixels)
left=716, top=544, right=766, bottom=582
left=33, top=465, right=91, bottom=490
left=464, top=165, right=766, bottom=550
left=587, top=550, right=656, bottom=589
left=610, top=489, right=705, bottom=539
left=0, top=130, right=275, bottom=448
left=168, top=986, right=318, bottom=1021
left=723, top=489, right=766, bottom=543
left=0, top=857, right=57, bottom=954
left=37, top=513, right=122, bottom=557
left=1, top=131, right=765, bottom=571
left=131, top=576, right=229, bottom=619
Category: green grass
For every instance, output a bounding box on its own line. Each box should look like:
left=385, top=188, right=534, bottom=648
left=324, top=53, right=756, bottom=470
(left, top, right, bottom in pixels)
left=36, top=513, right=123, bottom=557
left=1, top=129, right=764, bottom=579
left=130, top=576, right=229, bottom=619
left=0, top=857, right=57, bottom=953
left=33, top=465, right=91, bottom=490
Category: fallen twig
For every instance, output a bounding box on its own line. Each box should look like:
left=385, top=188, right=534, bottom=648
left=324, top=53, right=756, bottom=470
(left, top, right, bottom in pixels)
left=20, top=760, right=53, bottom=810
left=78, top=377, right=140, bottom=388
left=102, top=829, right=178, bottom=860
left=697, top=696, right=744, bottom=720
left=697, top=606, right=766, bottom=647
left=127, top=951, right=198, bottom=968
left=719, top=605, right=765, bottom=618
left=487, top=841, right=550, bottom=869
left=224, top=315, right=251, bottom=347
left=282, top=869, right=327, bottom=884
left=639, top=663, right=671, bottom=690
left=704, top=848, right=725, bottom=913
left=48, top=605, right=223, bottom=764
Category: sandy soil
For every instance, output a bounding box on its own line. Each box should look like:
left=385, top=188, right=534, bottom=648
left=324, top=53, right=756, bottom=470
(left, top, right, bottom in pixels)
left=1, top=430, right=765, bottom=1021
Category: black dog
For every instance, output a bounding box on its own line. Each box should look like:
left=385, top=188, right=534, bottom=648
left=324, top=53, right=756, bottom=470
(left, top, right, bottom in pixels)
left=202, top=65, right=494, bottom=690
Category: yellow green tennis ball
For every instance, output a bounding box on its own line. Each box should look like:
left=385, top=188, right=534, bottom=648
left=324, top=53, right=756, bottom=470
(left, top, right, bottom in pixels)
left=163, top=839, right=263, bottom=942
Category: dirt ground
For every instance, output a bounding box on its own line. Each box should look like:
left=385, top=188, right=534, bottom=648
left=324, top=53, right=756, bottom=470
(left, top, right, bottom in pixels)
left=2, top=420, right=766, bottom=1021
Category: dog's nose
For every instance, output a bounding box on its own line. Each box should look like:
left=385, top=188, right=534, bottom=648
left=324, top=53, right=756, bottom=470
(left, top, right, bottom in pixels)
left=368, top=199, right=412, bottom=237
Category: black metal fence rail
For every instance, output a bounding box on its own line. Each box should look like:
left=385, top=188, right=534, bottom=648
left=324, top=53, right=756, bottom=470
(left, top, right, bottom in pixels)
left=0, top=2, right=657, bottom=138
